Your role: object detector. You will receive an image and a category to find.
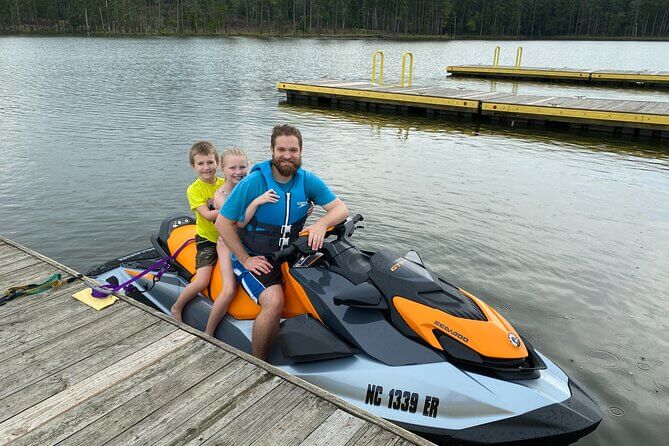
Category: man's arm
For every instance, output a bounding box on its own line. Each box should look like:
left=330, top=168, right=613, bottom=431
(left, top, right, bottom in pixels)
left=215, top=214, right=272, bottom=275
left=303, top=198, right=349, bottom=250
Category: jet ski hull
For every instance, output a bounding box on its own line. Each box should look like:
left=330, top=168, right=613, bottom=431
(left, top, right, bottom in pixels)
left=91, top=256, right=601, bottom=445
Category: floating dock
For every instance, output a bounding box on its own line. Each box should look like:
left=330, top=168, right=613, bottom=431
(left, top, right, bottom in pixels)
left=277, top=80, right=669, bottom=137
left=446, top=65, right=669, bottom=88
left=0, top=236, right=430, bottom=445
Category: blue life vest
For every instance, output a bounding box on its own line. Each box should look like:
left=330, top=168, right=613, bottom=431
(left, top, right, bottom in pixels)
left=240, top=160, right=309, bottom=255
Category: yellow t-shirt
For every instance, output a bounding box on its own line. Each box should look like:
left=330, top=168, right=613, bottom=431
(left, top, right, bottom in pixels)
left=186, top=177, right=225, bottom=243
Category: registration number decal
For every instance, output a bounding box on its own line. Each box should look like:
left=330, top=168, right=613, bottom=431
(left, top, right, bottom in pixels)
left=364, top=384, right=439, bottom=418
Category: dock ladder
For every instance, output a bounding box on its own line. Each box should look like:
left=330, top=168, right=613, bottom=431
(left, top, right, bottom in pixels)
left=371, top=50, right=414, bottom=87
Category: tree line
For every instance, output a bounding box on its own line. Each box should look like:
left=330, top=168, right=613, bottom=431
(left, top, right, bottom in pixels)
left=1, top=0, right=668, bottom=38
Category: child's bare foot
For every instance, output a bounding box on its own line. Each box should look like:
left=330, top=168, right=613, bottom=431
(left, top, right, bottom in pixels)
left=204, top=328, right=214, bottom=337
left=171, top=305, right=182, bottom=322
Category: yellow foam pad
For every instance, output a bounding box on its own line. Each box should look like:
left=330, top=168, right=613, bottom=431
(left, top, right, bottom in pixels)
left=72, top=288, right=117, bottom=311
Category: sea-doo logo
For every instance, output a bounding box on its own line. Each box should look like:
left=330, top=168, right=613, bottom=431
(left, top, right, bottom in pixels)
left=508, top=333, right=521, bottom=348
left=434, top=320, right=469, bottom=343
left=390, top=259, right=405, bottom=272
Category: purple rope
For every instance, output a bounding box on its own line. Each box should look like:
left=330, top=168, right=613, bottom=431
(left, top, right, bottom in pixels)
left=92, top=238, right=195, bottom=298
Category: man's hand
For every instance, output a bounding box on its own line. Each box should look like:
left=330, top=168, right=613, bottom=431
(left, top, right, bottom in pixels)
left=303, top=221, right=328, bottom=251
left=242, top=255, right=273, bottom=275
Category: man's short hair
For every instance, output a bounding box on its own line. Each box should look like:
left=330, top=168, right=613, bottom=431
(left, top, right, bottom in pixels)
left=271, top=124, right=302, bottom=150
left=188, top=141, right=218, bottom=166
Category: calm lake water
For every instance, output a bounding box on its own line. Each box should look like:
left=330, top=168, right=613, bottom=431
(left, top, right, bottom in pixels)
left=1, top=37, right=668, bottom=445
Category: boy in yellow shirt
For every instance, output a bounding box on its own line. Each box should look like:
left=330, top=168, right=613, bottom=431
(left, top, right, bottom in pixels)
left=171, top=141, right=225, bottom=321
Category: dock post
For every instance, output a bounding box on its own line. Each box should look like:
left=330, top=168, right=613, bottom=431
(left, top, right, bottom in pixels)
left=371, top=50, right=385, bottom=86
left=401, top=52, right=414, bottom=87
left=493, top=46, right=500, bottom=67
left=515, top=47, right=523, bottom=68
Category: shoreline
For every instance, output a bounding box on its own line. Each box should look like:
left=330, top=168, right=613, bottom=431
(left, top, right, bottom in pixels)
left=1, top=30, right=668, bottom=42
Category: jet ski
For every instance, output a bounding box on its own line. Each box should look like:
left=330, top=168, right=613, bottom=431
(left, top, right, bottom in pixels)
left=88, top=214, right=602, bottom=445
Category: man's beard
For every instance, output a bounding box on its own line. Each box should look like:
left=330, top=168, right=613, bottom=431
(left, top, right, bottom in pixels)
left=271, top=156, right=301, bottom=177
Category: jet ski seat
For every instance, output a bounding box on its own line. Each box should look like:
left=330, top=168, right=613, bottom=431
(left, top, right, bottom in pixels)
left=152, top=215, right=324, bottom=321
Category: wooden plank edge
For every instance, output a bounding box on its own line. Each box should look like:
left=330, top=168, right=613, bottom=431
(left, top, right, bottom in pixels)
left=277, top=82, right=479, bottom=111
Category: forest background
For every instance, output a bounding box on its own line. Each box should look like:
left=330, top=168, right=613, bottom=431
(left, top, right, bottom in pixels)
left=1, top=0, right=668, bottom=39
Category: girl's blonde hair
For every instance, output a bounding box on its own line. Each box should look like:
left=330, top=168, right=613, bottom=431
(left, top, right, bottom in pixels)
left=220, top=147, right=248, bottom=167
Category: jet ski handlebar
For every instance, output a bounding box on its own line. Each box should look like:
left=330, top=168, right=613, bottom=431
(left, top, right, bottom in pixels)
left=269, top=214, right=364, bottom=263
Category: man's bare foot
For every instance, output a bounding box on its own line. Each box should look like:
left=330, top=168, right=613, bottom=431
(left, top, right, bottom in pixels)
left=171, top=305, right=182, bottom=322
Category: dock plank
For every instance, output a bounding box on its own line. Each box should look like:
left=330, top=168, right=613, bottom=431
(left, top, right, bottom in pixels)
left=147, top=361, right=266, bottom=445
left=365, top=429, right=415, bottom=446
left=201, top=380, right=311, bottom=445
left=0, top=321, right=177, bottom=424
left=0, top=263, right=69, bottom=292
left=22, top=338, right=229, bottom=446
left=62, top=356, right=250, bottom=446
left=345, top=424, right=380, bottom=445
left=0, top=306, right=150, bottom=397
left=0, top=255, right=44, bottom=278
left=0, top=248, right=28, bottom=265
left=299, top=409, right=368, bottom=446
left=0, top=285, right=91, bottom=351
left=251, top=395, right=337, bottom=446
left=0, top=330, right=193, bottom=443
left=0, top=279, right=86, bottom=319
left=128, top=369, right=282, bottom=446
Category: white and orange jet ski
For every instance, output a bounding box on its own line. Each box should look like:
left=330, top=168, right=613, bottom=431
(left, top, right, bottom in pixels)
left=89, top=214, right=602, bottom=444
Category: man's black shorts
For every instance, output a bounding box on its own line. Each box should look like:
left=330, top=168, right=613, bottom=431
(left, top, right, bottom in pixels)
left=231, top=254, right=283, bottom=302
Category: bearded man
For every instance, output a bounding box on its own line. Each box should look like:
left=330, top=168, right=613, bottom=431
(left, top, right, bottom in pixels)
left=215, top=124, right=349, bottom=360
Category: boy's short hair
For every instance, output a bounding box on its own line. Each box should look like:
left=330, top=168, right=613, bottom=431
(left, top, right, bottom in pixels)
left=188, top=141, right=218, bottom=166
left=271, top=124, right=302, bottom=150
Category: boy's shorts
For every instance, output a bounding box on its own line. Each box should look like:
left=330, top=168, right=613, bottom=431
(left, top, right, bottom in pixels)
left=231, top=253, right=282, bottom=303
left=195, top=235, right=218, bottom=269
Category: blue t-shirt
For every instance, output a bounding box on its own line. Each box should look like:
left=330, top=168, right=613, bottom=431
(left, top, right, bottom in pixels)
left=221, top=167, right=337, bottom=222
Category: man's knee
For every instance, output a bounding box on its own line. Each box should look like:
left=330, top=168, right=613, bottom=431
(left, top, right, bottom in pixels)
left=259, top=286, right=284, bottom=314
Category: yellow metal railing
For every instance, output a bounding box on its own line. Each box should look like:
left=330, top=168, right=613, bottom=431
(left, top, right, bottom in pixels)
left=515, top=47, right=523, bottom=68
left=400, top=52, right=414, bottom=87
left=493, top=46, right=500, bottom=67
left=371, top=50, right=385, bottom=85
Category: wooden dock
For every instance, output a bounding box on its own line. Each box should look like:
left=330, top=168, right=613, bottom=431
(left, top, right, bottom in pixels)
left=446, top=65, right=669, bottom=88
left=277, top=80, right=669, bottom=137
left=0, top=236, right=432, bottom=446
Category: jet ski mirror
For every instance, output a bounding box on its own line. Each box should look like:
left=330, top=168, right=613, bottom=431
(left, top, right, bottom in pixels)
left=333, top=281, right=387, bottom=309
left=404, top=250, right=424, bottom=266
